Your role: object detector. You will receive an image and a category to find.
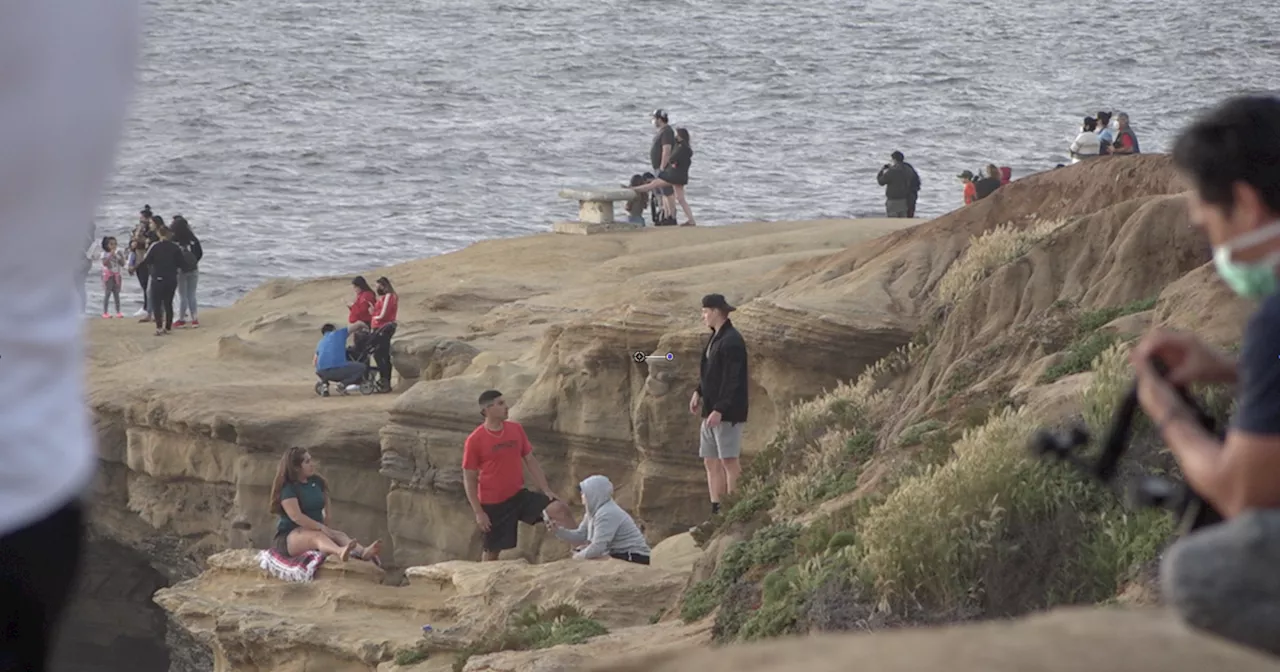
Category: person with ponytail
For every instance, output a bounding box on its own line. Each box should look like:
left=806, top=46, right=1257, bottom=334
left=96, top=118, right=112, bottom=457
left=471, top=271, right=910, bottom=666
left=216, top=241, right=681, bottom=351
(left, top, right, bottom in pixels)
left=268, top=447, right=381, bottom=563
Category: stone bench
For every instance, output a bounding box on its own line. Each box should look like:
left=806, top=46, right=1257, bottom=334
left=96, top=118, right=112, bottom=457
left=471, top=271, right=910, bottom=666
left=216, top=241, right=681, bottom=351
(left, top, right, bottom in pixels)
left=553, top=187, right=642, bottom=235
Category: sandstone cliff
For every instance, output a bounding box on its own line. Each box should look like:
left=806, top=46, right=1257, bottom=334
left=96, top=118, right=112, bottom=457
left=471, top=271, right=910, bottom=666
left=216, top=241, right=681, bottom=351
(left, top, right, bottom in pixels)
left=85, top=216, right=919, bottom=572
left=90, top=154, right=1280, bottom=671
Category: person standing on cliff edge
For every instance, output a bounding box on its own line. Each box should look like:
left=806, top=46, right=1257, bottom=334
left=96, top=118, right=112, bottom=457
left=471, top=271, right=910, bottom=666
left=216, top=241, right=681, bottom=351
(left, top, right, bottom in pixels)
left=0, top=1, right=141, bottom=670
left=463, top=390, right=576, bottom=561
left=690, top=294, right=750, bottom=519
left=877, top=151, right=919, bottom=218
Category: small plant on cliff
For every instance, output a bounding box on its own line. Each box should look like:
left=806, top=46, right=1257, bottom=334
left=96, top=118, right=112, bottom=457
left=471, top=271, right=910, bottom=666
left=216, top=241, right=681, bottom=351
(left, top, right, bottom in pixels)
left=394, top=642, right=429, bottom=666
left=452, top=602, right=608, bottom=672
left=936, top=218, right=1069, bottom=304
left=680, top=523, right=801, bottom=623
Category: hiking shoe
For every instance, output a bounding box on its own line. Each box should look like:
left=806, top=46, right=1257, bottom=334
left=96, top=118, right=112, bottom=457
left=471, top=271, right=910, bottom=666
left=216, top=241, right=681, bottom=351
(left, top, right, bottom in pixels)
left=191, top=319, right=199, bottom=328
left=173, top=320, right=186, bottom=328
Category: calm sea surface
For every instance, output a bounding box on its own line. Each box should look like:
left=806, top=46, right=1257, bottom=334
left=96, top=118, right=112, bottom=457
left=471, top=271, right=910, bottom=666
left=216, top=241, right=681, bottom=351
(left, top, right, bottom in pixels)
left=86, top=0, right=1280, bottom=313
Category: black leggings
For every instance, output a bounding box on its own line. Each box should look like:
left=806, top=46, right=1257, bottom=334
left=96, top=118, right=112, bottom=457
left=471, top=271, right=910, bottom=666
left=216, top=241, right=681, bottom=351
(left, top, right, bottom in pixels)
left=370, top=322, right=397, bottom=388
left=0, top=500, right=85, bottom=672
left=136, top=267, right=149, bottom=311
left=152, top=277, right=177, bottom=330
left=610, top=551, right=651, bottom=565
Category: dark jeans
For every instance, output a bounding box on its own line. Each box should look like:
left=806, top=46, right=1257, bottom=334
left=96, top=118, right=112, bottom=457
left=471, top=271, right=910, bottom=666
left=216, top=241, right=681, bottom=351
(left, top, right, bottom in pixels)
left=907, top=195, right=918, bottom=218
left=152, top=276, right=177, bottom=330
left=0, top=500, right=85, bottom=672
left=136, top=267, right=149, bottom=311
left=318, top=361, right=367, bottom=386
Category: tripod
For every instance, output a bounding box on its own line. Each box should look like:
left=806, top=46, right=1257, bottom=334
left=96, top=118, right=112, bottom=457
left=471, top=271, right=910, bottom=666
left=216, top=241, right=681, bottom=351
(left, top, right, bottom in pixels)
left=1029, top=357, right=1224, bottom=536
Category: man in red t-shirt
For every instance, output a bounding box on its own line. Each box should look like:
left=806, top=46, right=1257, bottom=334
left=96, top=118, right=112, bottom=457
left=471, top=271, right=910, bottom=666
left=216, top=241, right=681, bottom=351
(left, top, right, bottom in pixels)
left=463, top=389, right=574, bottom=561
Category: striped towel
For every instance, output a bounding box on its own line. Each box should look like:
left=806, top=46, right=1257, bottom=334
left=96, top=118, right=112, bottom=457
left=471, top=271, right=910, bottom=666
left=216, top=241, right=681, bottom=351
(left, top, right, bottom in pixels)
left=256, top=548, right=327, bottom=583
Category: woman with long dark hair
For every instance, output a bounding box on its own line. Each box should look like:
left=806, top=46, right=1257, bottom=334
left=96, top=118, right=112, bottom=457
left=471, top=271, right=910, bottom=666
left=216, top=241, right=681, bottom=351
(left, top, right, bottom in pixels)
left=348, top=276, right=376, bottom=326
left=369, top=276, right=398, bottom=393
left=169, top=215, right=203, bottom=327
left=268, top=447, right=381, bottom=562
left=628, top=127, right=696, bottom=226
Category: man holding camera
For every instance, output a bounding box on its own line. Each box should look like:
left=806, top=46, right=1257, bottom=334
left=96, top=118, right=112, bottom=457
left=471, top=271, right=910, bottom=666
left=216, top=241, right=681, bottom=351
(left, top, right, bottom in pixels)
left=1132, top=95, right=1280, bottom=656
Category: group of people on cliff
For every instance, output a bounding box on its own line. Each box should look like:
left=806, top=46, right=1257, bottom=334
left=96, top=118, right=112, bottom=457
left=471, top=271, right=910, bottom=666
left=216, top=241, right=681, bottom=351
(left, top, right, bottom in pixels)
left=285, top=292, right=751, bottom=569
left=621, top=109, right=697, bottom=227
left=84, top=204, right=204, bottom=336
left=1068, top=110, right=1141, bottom=164
left=312, top=275, right=400, bottom=394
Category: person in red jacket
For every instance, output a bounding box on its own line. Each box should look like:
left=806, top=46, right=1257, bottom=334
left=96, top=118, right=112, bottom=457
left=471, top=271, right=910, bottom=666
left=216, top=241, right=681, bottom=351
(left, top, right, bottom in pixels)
left=957, top=170, right=978, bottom=205
left=368, top=276, right=399, bottom=392
left=348, top=276, right=376, bottom=326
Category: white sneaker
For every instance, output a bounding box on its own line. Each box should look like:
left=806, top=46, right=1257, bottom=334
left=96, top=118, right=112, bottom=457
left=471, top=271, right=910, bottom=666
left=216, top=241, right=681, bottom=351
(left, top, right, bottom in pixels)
left=345, top=384, right=361, bottom=393
left=132, top=307, right=148, bottom=317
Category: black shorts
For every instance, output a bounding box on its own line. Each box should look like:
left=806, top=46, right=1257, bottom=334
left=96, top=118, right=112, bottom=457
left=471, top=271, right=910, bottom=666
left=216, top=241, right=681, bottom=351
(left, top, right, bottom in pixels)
left=0, top=499, right=85, bottom=672
left=481, top=489, right=551, bottom=553
left=273, top=529, right=292, bottom=556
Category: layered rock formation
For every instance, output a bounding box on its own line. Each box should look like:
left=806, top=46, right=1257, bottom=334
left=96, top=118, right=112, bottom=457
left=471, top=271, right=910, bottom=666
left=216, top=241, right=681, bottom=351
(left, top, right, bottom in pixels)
left=154, top=535, right=698, bottom=671
left=86, top=216, right=918, bottom=572
left=84, top=154, right=1276, bottom=671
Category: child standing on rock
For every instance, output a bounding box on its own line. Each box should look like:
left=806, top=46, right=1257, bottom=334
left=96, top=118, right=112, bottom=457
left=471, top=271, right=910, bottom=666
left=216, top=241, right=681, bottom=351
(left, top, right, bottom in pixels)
left=95, top=236, right=126, bottom=318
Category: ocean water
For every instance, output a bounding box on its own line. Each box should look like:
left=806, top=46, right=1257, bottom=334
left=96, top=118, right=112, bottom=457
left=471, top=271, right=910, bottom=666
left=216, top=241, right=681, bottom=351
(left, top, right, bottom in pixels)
left=86, top=0, right=1280, bottom=314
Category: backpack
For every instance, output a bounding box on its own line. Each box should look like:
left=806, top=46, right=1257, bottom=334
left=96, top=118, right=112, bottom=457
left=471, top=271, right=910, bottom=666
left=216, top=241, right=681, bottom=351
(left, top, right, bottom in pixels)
left=179, top=242, right=198, bottom=272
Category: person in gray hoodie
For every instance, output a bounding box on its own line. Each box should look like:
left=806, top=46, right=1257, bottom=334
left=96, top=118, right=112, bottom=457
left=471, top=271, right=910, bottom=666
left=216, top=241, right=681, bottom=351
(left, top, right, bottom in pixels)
left=551, top=475, right=652, bottom=565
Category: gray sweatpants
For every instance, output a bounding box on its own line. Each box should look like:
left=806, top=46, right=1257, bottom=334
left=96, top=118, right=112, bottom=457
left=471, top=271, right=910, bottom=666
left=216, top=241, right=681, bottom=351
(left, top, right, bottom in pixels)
left=885, top=198, right=909, bottom=218
left=1161, top=508, right=1280, bottom=656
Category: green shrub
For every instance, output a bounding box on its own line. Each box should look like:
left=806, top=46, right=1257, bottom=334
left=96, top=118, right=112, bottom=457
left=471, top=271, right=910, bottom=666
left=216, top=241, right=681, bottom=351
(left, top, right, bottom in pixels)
left=680, top=523, right=801, bottom=624
left=1041, top=331, right=1119, bottom=382
left=856, top=405, right=1099, bottom=612
left=453, top=603, right=608, bottom=672
left=1076, top=296, right=1158, bottom=334
left=394, top=644, right=428, bottom=666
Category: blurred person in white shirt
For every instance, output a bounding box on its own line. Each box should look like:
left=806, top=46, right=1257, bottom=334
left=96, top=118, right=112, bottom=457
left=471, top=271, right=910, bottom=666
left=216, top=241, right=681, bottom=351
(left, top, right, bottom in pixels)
left=0, top=2, right=140, bottom=670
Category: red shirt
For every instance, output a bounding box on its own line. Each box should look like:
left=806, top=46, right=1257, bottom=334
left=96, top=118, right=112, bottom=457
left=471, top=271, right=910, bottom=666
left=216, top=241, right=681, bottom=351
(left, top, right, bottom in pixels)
left=963, top=182, right=977, bottom=205
left=462, top=421, right=531, bottom=504
left=348, top=290, right=375, bottom=325
left=371, top=292, right=398, bottom=329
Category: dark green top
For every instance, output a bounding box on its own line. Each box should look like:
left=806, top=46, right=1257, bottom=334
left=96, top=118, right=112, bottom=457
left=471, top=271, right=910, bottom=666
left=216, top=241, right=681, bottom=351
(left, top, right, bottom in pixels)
left=276, top=475, right=326, bottom=536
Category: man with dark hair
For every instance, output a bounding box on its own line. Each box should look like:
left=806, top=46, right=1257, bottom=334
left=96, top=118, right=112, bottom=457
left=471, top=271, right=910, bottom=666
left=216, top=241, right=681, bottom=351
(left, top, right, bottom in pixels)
left=690, top=294, right=749, bottom=518
left=463, top=390, right=574, bottom=561
left=877, top=151, right=917, bottom=218
left=314, top=323, right=367, bottom=392
left=1132, top=95, right=1280, bottom=656
left=649, top=109, right=677, bottom=226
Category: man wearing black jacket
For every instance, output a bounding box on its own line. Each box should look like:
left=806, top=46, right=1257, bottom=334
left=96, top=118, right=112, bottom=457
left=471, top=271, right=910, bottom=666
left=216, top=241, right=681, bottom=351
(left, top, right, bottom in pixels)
left=877, top=150, right=919, bottom=218
left=690, top=293, right=749, bottom=517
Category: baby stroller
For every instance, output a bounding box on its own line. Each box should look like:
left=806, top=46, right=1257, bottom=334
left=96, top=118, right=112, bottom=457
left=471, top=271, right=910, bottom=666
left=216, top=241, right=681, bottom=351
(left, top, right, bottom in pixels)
left=314, top=332, right=380, bottom=397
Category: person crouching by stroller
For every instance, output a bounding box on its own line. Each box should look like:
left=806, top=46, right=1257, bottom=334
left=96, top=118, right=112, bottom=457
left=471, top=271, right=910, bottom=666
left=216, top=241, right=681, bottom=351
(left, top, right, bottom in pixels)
left=369, top=276, right=399, bottom=393
left=549, top=474, right=652, bottom=565
left=315, top=322, right=368, bottom=393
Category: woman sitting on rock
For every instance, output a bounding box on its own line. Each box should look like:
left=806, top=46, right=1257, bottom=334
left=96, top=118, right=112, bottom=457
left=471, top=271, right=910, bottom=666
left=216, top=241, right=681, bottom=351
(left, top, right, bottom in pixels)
left=550, top=475, right=651, bottom=565
left=268, top=447, right=381, bottom=563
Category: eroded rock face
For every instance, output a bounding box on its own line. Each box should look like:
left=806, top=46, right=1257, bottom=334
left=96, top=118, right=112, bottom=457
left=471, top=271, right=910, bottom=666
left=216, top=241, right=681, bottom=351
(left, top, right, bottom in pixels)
left=155, top=549, right=694, bottom=672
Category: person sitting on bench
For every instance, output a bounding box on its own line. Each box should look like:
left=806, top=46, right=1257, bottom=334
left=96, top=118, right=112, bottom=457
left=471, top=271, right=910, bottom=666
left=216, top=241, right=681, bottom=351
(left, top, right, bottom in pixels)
left=314, top=322, right=367, bottom=390
left=549, top=474, right=651, bottom=565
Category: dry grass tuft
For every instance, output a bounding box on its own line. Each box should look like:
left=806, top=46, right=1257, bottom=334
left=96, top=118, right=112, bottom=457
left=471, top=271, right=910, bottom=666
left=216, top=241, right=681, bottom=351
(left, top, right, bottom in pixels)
left=936, top=219, right=1069, bottom=304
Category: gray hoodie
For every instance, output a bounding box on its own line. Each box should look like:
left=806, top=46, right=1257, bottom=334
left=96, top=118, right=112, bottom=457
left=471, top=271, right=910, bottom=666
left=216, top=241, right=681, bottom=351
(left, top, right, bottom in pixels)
left=554, top=475, right=651, bottom=560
